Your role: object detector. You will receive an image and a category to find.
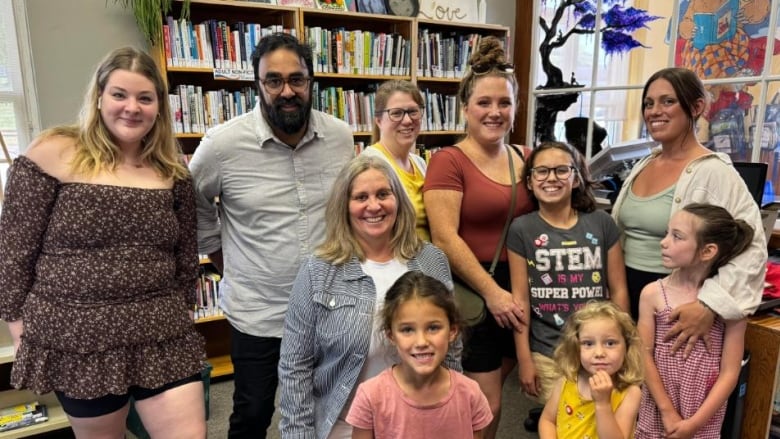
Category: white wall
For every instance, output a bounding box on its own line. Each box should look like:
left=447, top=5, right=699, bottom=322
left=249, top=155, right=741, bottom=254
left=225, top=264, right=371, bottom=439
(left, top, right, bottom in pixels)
left=25, top=0, right=147, bottom=129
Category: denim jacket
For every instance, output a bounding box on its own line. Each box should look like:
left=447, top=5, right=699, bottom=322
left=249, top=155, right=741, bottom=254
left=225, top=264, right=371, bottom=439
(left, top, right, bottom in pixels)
left=278, top=243, right=461, bottom=439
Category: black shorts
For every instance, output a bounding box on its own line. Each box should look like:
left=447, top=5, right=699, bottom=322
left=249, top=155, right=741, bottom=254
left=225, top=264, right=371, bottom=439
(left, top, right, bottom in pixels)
left=458, top=261, right=517, bottom=373
left=55, top=373, right=201, bottom=418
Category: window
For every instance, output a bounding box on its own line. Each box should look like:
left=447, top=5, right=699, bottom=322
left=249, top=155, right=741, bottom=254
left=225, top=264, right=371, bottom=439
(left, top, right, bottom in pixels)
left=529, top=0, right=780, bottom=202
left=0, top=0, right=35, bottom=164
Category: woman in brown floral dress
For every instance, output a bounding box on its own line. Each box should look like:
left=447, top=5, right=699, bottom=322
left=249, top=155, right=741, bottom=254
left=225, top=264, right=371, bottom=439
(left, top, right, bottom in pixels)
left=0, top=47, right=206, bottom=438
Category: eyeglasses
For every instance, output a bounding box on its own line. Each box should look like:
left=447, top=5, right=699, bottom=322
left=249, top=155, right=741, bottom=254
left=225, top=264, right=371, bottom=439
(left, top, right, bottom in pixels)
left=471, top=62, right=515, bottom=75
left=530, top=165, right=576, bottom=181
left=377, top=107, right=424, bottom=122
left=259, top=75, right=311, bottom=93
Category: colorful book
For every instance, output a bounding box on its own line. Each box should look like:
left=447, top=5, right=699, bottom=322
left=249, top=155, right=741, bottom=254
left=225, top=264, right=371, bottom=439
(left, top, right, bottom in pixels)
left=316, top=0, right=348, bottom=11
left=692, top=0, right=738, bottom=50
left=0, top=403, right=48, bottom=432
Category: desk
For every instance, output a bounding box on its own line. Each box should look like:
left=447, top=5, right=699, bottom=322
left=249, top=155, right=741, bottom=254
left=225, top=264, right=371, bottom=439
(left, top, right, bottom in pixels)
left=742, top=313, right=780, bottom=438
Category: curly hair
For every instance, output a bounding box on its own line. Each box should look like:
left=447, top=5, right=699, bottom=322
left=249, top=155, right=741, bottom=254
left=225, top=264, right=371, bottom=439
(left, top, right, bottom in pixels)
left=553, top=301, right=644, bottom=391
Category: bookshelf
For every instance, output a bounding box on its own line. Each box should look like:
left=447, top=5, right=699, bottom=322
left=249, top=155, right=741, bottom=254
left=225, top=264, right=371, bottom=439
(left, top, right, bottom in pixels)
left=742, top=313, right=780, bottom=438
left=154, top=0, right=515, bottom=376
left=0, top=323, right=70, bottom=437
left=157, top=0, right=512, bottom=151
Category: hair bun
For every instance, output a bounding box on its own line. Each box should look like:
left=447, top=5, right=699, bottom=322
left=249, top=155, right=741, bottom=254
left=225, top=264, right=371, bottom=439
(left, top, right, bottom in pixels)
left=469, top=35, right=506, bottom=67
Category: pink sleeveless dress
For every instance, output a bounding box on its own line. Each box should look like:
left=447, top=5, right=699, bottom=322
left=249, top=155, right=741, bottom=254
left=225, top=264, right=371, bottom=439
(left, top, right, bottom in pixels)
left=636, top=280, right=726, bottom=438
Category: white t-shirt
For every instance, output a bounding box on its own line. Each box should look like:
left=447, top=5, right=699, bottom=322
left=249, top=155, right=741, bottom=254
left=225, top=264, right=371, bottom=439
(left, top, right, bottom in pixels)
left=330, top=258, right=408, bottom=439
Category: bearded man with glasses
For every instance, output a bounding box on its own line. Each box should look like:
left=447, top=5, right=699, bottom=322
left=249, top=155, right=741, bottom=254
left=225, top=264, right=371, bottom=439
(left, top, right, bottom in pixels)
left=189, top=32, right=354, bottom=439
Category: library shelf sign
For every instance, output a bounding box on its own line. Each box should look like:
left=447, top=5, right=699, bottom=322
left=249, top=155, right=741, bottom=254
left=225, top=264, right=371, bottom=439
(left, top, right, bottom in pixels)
left=214, top=68, right=254, bottom=81
left=418, top=0, right=484, bottom=24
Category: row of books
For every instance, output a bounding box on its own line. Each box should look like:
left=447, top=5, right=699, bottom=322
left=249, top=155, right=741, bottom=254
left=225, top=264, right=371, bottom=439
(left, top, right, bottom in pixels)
left=303, top=27, right=412, bottom=76
left=312, top=82, right=464, bottom=133
left=195, top=264, right=223, bottom=320
left=162, top=16, right=296, bottom=70
left=169, top=84, right=257, bottom=134
left=0, top=402, right=48, bottom=432
left=417, top=31, right=496, bottom=79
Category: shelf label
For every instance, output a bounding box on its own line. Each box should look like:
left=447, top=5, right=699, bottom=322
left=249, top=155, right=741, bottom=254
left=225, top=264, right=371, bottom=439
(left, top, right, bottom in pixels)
left=213, top=68, right=255, bottom=81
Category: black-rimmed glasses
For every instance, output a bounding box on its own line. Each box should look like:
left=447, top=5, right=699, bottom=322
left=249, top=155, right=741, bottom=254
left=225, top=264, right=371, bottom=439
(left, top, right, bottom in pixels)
left=471, top=62, right=515, bottom=75
left=376, top=107, right=424, bottom=122
left=530, top=165, right=576, bottom=181
left=259, top=75, right=311, bottom=93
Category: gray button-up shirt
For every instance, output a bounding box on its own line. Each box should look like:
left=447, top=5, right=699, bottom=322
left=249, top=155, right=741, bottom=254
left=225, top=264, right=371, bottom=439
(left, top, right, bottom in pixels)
left=189, top=104, right=354, bottom=337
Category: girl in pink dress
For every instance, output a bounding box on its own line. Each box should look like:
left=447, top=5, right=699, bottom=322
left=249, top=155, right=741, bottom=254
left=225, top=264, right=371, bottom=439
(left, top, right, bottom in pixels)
left=636, top=203, right=755, bottom=438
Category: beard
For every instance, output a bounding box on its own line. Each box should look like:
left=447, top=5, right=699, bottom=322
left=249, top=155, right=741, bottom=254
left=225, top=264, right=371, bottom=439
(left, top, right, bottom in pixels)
left=260, top=92, right=312, bottom=135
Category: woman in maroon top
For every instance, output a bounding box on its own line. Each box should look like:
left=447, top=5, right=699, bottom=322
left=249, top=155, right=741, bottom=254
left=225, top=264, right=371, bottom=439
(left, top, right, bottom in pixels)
left=423, top=36, right=533, bottom=439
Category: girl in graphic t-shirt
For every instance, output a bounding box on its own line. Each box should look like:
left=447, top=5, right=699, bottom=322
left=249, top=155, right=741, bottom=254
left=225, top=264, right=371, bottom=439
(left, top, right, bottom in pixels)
left=346, top=271, right=492, bottom=438
left=506, top=141, right=630, bottom=417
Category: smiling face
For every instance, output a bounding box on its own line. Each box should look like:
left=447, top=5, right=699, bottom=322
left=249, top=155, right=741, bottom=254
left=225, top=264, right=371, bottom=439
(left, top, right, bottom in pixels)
left=463, top=76, right=515, bottom=146
left=99, top=69, right=159, bottom=150
left=660, top=210, right=704, bottom=269
left=578, top=317, right=627, bottom=377
left=527, top=148, right=579, bottom=208
left=388, top=298, right=457, bottom=379
left=349, top=168, right=398, bottom=254
left=642, top=78, right=700, bottom=145
left=376, top=91, right=422, bottom=152
left=257, top=48, right=312, bottom=136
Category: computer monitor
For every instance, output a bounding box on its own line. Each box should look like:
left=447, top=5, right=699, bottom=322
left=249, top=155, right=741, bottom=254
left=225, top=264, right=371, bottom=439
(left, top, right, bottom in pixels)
left=588, top=138, right=656, bottom=181
left=732, top=162, right=767, bottom=206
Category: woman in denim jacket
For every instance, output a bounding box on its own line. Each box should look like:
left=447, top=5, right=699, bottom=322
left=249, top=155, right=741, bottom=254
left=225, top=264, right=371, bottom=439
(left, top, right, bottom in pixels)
left=278, top=155, right=461, bottom=439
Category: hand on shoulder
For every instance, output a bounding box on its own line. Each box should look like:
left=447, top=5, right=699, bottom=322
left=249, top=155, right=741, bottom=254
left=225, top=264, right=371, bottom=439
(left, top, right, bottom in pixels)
left=24, top=130, right=78, bottom=180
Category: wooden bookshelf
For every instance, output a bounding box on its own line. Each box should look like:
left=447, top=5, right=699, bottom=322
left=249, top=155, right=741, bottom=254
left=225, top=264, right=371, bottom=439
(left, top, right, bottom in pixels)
left=157, top=0, right=512, bottom=150
left=0, top=324, right=69, bottom=437
left=742, top=313, right=780, bottom=438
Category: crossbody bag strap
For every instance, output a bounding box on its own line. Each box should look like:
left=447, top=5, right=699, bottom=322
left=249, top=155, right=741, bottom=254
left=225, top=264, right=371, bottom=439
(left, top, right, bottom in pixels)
left=488, top=144, right=518, bottom=276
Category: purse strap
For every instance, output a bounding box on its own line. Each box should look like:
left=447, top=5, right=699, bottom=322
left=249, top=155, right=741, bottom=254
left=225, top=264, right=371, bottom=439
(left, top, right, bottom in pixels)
left=488, top=144, right=518, bottom=276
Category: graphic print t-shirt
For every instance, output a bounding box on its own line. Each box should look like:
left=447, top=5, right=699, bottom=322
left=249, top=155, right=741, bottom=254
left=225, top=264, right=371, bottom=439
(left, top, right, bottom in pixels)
left=506, top=210, right=620, bottom=357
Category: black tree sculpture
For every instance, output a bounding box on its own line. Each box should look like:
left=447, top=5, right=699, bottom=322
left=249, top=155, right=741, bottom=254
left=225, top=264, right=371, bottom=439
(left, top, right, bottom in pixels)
left=535, top=0, right=660, bottom=143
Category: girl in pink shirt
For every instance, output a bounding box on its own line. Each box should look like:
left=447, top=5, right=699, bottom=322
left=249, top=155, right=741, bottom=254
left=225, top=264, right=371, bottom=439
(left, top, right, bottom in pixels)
left=347, top=271, right=492, bottom=438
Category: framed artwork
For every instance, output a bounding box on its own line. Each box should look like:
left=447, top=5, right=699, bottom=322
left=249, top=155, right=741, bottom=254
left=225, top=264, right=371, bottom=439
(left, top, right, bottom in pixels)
left=356, top=0, right=386, bottom=14
left=316, top=0, right=348, bottom=10
left=277, top=0, right=316, bottom=7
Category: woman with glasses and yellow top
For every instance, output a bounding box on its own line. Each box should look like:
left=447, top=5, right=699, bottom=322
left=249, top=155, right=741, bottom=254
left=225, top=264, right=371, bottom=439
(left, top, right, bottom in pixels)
left=423, top=35, right=533, bottom=439
left=360, top=80, right=430, bottom=241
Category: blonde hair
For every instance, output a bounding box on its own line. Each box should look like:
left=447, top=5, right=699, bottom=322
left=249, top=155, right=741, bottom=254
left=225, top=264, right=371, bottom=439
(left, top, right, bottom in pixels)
left=554, top=301, right=643, bottom=391
left=315, top=155, right=422, bottom=264
left=68, top=47, right=187, bottom=180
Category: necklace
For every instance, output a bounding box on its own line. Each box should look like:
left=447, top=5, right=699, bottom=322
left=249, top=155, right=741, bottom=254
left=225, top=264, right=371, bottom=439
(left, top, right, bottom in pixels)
left=538, top=210, right=578, bottom=228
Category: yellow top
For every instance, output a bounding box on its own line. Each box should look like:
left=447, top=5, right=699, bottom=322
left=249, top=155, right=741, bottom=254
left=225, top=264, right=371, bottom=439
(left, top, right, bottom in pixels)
left=556, top=378, right=632, bottom=439
left=367, top=143, right=430, bottom=242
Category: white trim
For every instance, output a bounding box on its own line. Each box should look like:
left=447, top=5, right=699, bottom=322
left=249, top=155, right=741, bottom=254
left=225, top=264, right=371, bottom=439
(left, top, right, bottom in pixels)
left=12, top=0, right=41, bottom=144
